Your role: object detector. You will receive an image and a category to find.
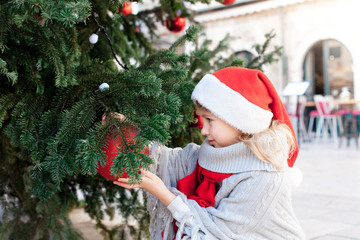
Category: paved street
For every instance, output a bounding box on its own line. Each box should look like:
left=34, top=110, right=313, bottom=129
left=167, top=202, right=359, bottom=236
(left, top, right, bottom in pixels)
left=292, top=139, right=360, bottom=240
left=70, top=138, right=360, bottom=239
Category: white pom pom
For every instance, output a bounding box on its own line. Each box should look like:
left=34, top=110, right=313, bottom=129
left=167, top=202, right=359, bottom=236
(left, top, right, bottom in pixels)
left=289, top=167, right=303, bottom=189
left=89, top=33, right=99, bottom=44
left=98, top=83, right=110, bottom=91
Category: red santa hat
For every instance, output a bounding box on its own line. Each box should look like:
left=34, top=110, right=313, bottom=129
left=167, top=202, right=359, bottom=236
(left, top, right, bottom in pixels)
left=191, top=67, right=298, bottom=167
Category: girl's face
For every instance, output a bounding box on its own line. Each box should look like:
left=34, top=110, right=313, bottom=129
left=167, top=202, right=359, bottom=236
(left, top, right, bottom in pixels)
left=197, top=108, right=240, bottom=148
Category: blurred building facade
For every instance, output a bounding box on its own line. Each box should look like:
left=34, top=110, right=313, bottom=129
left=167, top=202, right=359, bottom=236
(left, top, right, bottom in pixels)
left=192, top=0, right=360, bottom=100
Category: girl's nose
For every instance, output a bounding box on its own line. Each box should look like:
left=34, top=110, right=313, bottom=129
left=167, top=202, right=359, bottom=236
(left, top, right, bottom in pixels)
left=201, top=125, right=209, bottom=136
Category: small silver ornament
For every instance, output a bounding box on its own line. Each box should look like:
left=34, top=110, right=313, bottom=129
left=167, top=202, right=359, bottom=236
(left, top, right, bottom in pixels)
left=89, top=33, right=99, bottom=44
left=98, top=83, right=110, bottom=91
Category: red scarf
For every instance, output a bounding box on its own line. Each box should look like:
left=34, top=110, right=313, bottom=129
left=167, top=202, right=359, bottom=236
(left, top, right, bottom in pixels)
left=176, top=160, right=233, bottom=207
left=162, top=160, right=233, bottom=239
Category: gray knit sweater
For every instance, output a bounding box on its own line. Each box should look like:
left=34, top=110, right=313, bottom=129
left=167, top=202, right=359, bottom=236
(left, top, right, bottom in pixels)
left=146, top=138, right=305, bottom=240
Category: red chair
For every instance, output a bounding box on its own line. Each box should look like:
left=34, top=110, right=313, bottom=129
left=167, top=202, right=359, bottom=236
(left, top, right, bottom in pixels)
left=352, top=109, right=360, bottom=117
left=313, top=95, right=343, bottom=145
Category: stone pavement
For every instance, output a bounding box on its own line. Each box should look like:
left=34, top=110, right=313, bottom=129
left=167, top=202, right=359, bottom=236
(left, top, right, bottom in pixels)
left=69, top=209, right=103, bottom=240
left=292, top=139, right=360, bottom=240
left=69, top=139, right=360, bottom=240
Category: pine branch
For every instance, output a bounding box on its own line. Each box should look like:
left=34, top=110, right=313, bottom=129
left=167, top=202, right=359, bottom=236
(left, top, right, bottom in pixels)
left=0, top=58, right=18, bottom=84
left=169, top=25, right=201, bottom=51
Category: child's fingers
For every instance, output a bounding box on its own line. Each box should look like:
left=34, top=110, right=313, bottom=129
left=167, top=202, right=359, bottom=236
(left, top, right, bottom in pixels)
left=101, top=112, right=126, bottom=125
left=113, top=178, right=130, bottom=187
left=113, top=180, right=140, bottom=189
left=111, top=112, right=126, bottom=122
left=113, top=181, right=128, bottom=188
left=140, top=168, right=156, bottom=179
left=116, top=177, right=129, bottom=182
left=140, top=168, right=150, bottom=176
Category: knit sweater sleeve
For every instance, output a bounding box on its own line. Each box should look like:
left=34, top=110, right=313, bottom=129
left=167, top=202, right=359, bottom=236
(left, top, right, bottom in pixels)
left=167, top=171, right=305, bottom=240
left=146, top=142, right=201, bottom=239
left=148, top=142, right=200, bottom=188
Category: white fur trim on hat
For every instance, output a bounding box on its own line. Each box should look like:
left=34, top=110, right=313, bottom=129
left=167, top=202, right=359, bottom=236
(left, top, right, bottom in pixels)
left=191, top=74, right=273, bottom=134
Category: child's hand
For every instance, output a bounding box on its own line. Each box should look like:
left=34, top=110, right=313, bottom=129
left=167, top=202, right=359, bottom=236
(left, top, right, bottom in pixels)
left=102, top=112, right=126, bottom=124
left=114, top=169, right=176, bottom=206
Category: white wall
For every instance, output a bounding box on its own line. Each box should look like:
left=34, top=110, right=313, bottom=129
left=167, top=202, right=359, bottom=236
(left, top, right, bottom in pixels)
left=195, top=0, right=360, bottom=99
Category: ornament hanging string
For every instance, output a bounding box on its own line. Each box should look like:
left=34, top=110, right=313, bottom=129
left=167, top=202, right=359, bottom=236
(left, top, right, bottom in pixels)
left=92, top=12, right=129, bottom=70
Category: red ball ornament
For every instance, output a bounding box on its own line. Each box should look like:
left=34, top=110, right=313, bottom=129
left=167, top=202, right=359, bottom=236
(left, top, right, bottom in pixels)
left=222, top=0, right=235, bottom=5
left=165, top=16, right=186, bottom=33
left=97, top=123, right=149, bottom=181
left=119, top=2, right=132, bottom=15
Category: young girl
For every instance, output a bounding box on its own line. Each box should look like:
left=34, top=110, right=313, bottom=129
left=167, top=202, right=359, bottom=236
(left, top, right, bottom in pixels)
left=114, top=67, right=305, bottom=239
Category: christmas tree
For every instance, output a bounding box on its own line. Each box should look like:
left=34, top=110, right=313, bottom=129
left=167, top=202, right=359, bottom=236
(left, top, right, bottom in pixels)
left=0, top=0, right=282, bottom=239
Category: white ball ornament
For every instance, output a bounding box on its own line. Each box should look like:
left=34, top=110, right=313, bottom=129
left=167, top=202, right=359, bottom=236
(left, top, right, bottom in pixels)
left=89, top=33, right=99, bottom=44
left=98, top=83, right=110, bottom=91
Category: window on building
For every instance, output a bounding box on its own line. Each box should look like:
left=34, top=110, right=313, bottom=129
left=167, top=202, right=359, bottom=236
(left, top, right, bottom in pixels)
left=235, top=50, right=254, bottom=65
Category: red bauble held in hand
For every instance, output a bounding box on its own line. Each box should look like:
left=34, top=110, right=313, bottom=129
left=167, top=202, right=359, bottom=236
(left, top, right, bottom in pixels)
left=119, top=2, right=132, bottom=15
left=165, top=16, right=186, bottom=33
left=97, top=136, right=124, bottom=181
left=222, top=0, right=235, bottom=5
left=97, top=124, right=148, bottom=181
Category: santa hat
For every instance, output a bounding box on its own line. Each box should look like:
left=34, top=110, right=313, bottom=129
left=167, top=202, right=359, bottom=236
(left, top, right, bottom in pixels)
left=191, top=67, right=298, bottom=167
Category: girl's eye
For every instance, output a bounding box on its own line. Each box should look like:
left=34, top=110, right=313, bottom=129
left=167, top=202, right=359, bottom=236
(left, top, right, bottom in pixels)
left=207, top=118, right=212, bottom=122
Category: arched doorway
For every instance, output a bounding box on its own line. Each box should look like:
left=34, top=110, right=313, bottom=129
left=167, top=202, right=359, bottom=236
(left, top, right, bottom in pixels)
left=303, top=39, right=354, bottom=99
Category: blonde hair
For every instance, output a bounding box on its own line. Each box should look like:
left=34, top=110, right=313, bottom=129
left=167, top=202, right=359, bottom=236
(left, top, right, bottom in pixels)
left=240, top=120, right=296, bottom=170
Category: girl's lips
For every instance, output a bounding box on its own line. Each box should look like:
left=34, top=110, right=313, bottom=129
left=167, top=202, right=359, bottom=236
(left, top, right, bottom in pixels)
left=208, top=140, right=215, bottom=145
